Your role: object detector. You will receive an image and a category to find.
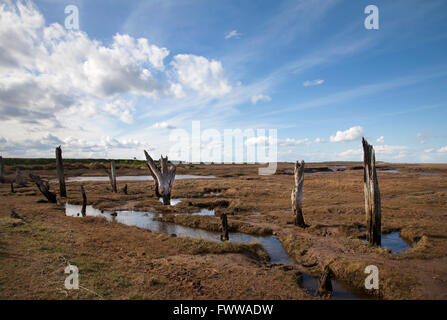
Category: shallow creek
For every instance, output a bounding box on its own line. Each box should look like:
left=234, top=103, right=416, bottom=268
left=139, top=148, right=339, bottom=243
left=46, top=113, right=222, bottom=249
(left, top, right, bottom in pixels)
left=65, top=203, right=373, bottom=299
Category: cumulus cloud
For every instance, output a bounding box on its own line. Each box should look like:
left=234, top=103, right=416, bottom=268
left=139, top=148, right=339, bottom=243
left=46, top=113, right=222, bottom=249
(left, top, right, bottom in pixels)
left=376, top=136, right=384, bottom=143
left=251, top=94, right=271, bottom=105
left=303, top=79, right=324, bottom=87
left=330, top=126, right=363, bottom=142
left=437, top=146, right=447, bottom=153
left=151, top=121, right=176, bottom=129
left=339, top=148, right=362, bottom=158
left=245, top=136, right=277, bottom=147
left=224, top=30, right=242, bottom=39
left=171, top=54, right=231, bottom=97
left=314, top=137, right=325, bottom=143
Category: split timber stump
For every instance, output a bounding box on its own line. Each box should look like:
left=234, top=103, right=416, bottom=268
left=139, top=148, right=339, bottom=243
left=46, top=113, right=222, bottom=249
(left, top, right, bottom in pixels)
left=291, top=160, right=306, bottom=227
left=144, top=150, right=176, bottom=205
left=29, top=174, right=57, bottom=203
left=220, top=213, right=229, bottom=241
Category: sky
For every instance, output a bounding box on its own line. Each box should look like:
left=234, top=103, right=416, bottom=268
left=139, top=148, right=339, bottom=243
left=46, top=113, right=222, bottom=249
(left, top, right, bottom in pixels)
left=0, top=0, right=446, bottom=163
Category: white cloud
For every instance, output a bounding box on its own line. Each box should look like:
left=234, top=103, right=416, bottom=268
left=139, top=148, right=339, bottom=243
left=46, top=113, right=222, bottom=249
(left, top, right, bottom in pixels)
left=314, top=137, right=325, bottom=143
left=303, top=79, right=324, bottom=87
left=374, top=145, right=408, bottom=155
left=417, top=132, right=432, bottom=144
left=224, top=30, right=242, bottom=39
left=278, top=138, right=310, bottom=147
left=424, top=148, right=434, bottom=153
left=437, top=146, right=447, bottom=153
left=339, top=148, right=362, bottom=158
left=251, top=94, right=271, bottom=105
left=330, top=126, right=363, bottom=142
left=245, top=136, right=276, bottom=147
left=376, top=136, right=384, bottom=143
left=171, top=54, right=231, bottom=97
left=151, top=121, right=176, bottom=129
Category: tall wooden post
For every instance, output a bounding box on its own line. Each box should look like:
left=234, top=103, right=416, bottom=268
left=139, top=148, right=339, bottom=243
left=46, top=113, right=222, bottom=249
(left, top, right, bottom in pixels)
left=81, top=185, right=87, bottom=217
left=108, top=160, right=117, bottom=193
left=291, top=160, right=306, bottom=227
left=16, top=168, right=25, bottom=186
left=144, top=150, right=176, bottom=205
left=362, top=137, right=381, bottom=246
left=220, top=213, right=229, bottom=241
left=55, top=146, right=67, bottom=197
left=0, top=156, right=4, bottom=183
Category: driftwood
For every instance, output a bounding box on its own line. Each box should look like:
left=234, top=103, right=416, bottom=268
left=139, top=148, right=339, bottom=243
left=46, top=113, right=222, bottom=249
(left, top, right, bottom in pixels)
left=220, top=213, right=229, bottom=241
left=362, top=137, right=381, bottom=246
left=0, top=156, right=4, bottom=183
left=81, top=185, right=87, bottom=217
left=318, top=265, right=333, bottom=297
left=291, top=160, right=306, bottom=227
left=144, top=150, right=176, bottom=205
left=106, top=160, right=117, bottom=193
left=29, top=174, right=57, bottom=203
left=16, top=168, right=26, bottom=186
left=56, top=146, right=67, bottom=197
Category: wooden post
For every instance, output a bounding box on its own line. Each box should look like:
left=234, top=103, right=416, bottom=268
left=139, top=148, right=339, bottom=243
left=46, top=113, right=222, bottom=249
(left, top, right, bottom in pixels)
left=0, top=156, right=4, bottom=183
left=106, top=161, right=117, bottom=193
left=10, top=182, right=14, bottom=193
left=29, top=174, right=57, bottom=203
left=55, top=146, right=67, bottom=197
left=291, top=160, right=306, bottom=227
left=122, top=184, right=128, bottom=195
left=144, top=150, right=176, bottom=205
left=220, top=213, right=229, bottom=241
left=318, top=265, right=333, bottom=298
left=362, top=137, right=381, bottom=246
left=81, top=185, right=87, bottom=217
left=16, top=168, right=26, bottom=186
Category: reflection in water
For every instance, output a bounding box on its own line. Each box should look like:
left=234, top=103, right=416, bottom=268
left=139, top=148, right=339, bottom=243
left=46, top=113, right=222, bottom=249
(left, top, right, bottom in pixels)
left=361, top=231, right=411, bottom=254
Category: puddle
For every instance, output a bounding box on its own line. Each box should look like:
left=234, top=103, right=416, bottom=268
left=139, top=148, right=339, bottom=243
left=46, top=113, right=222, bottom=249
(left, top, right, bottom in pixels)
left=159, top=198, right=183, bottom=206
left=65, top=203, right=371, bottom=299
left=377, top=169, right=400, bottom=173
left=298, top=274, right=373, bottom=300
left=361, top=231, right=411, bottom=254
left=417, top=172, right=439, bottom=176
left=53, top=175, right=216, bottom=183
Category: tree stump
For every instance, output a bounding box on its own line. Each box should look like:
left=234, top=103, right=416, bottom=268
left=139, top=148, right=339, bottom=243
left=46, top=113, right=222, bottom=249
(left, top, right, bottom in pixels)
left=56, top=146, right=67, bottom=197
left=0, top=156, right=4, bottom=183
left=144, top=150, right=176, bottom=205
left=81, top=185, right=87, bottom=217
left=220, top=213, right=229, bottom=241
left=107, top=160, right=117, bottom=193
left=291, top=160, right=306, bottom=227
left=318, top=265, right=333, bottom=298
left=362, top=137, right=381, bottom=246
left=29, top=174, right=57, bottom=203
left=16, top=168, right=26, bottom=186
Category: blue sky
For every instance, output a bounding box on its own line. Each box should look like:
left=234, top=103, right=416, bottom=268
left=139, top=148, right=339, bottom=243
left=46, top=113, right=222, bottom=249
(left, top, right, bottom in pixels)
left=0, top=0, right=446, bottom=162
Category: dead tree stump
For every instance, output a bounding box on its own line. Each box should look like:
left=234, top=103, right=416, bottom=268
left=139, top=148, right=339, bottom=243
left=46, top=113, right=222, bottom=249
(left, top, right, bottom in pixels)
left=144, top=150, right=176, bottom=205
left=362, top=137, right=381, bottom=246
left=107, top=160, right=117, bottom=193
left=29, top=174, right=57, bottom=203
left=318, top=265, right=333, bottom=298
left=81, top=185, right=87, bottom=217
left=220, top=213, right=229, bottom=241
left=56, top=146, right=67, bottom=197
left=16, top=168, right=26, bottom=186
left=0, top=156, right=4, bottom=183
left=291, top=160, right=306, bottom=227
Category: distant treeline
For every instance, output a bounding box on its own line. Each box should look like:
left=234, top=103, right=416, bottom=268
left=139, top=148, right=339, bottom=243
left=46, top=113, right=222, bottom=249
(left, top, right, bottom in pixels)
left=2, top=158, right=146, bottom=167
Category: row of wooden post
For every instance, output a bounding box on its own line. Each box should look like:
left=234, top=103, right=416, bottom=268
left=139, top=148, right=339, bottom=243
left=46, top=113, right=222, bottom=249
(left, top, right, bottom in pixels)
left=291, top=137, right=381, bottom=247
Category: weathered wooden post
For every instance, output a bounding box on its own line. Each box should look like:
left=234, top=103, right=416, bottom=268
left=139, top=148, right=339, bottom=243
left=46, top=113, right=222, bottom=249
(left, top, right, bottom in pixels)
left=318, top=265, right=333, bottom=297
left=220, top=213, right=229, bottom=241
left=16, top=168, right=26, bottom=186
left=0, top=156, right=4, bottom=183
left=55, top=146, right=67, bottom=197
left=81, top=185, right=87, bottom=217
left=10, top=182, right=15, bottom=193
left=144, top=150, right=176, bottom=205
left=122, top=184, right=128, bottom=195
left=362, top=137, right=381, bottom=246
left=291, top=160, right=306, bottom=227
left=29, top=174, right=57, bottom=203
left=107, top=160, right=117, bottom=193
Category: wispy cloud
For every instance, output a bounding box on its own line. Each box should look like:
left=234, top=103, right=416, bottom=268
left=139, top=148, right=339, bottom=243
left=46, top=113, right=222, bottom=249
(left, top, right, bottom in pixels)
left=303, top=79, right=324, bottom=87
left=224, top=30, right=242, bottom=39
left=251, top=94, right=271, bottom=105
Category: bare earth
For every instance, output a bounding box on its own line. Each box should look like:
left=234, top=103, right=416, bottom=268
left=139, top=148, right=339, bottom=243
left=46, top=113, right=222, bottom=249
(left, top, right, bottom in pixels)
left=1, top=161, right=446, bottom=299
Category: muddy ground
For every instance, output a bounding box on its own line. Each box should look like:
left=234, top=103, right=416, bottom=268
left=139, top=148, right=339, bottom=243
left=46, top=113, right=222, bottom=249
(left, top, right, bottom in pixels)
left=1, top=161, right=446, bottom=299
